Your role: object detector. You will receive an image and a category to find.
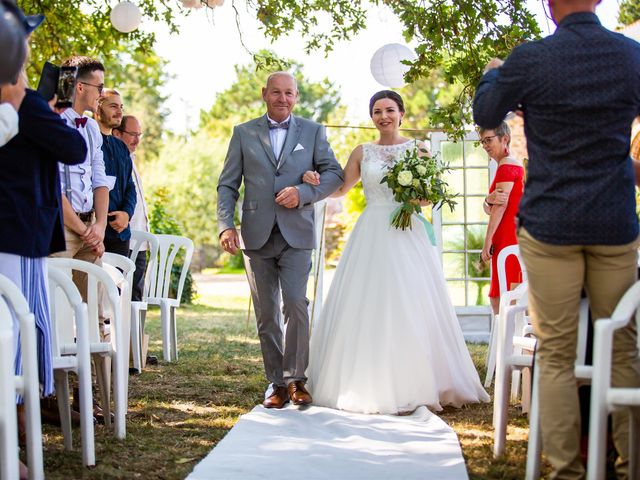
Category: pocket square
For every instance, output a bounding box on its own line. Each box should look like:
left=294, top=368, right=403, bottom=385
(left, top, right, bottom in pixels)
left=293, top=143, right=305, bottom=152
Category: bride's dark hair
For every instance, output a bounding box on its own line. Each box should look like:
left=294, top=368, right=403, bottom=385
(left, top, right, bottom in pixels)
left=369, top=90, right=405, bottom=125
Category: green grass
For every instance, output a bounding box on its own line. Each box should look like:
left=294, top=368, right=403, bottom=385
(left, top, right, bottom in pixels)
left=40, top=289, right=548, bottom=479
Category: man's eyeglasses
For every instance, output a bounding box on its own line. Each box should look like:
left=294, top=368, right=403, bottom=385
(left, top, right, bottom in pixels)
left=79, top=81, right=104, bottom=94
left=121, top=130, right=143, bottom=138
left=480, top=135, right=497, bottom=146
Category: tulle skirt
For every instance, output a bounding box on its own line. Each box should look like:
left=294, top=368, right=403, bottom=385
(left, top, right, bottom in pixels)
left=307, top=203, right=489, bottom=414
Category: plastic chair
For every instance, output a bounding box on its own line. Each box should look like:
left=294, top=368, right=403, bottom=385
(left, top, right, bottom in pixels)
left=48, top=258, right=128, bottom=439
left=101, top=252, right=135, bottom=403
left=145, top=234, right=194, bottom=362
left=492, top=282, right=534, bottom=457
left=587, top=280, right=640, bottom=480
left=0, top=273, right=43, bottom=480
left=485, top=244, right=528, bottom=388
left=128, top=230, right=159, bottom=372
left=525, top=297, right=590, bottom=479
left=47, top=268, right=95, bottom=467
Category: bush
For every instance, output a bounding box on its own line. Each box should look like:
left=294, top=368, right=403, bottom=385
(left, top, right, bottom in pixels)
left=148, top=188, right=197, bottom=304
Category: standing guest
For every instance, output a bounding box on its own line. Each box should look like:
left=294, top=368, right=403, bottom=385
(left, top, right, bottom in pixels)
left=217, top=72, right=343, bottom=408
left=0, top=9, right=86, bottom=477
left=95, top=89, right=136, bottom=257
left=478, top=122, right=524, bottom=314
left=473, top=0, right=640, bottom=478
left=113, top=114, right=148, bottom=301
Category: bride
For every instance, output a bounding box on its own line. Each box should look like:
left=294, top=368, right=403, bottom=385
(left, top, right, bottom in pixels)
left=304, top=90, right=489, bottom=414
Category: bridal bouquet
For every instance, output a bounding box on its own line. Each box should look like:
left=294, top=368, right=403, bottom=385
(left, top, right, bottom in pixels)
left=380, top=145, right=457, bottom=231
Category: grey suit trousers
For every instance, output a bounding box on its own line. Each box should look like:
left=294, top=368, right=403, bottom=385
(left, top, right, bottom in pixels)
left=243, top=228, right=311, bottom=387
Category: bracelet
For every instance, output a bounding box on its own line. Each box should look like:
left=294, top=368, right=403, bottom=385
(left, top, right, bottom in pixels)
left=484, top=197, right=494, bottom=207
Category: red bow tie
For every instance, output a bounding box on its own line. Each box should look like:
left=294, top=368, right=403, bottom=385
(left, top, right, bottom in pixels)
left=75, top=117, right=88, bottom=128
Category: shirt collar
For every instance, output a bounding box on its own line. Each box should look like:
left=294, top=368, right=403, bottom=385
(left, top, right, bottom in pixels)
left=558, top=12, right=600, bottom=29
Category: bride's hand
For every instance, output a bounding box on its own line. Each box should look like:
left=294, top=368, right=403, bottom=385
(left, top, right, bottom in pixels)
left=302, top=170, right=320, bottom=186
left=409, top=199, right=431, bottom=207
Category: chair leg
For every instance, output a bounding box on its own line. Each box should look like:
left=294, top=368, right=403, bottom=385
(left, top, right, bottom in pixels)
left=94, top=354, right=111, bottom=428
left=112, top=352, right=126, bottom=440
left=510, top=370, right=522, bottom=402
left=130, top=304, right=142, bottom=373
left=493, top=363, right=510, bottom=457
left=54, top=370, right=72, bottom=451
left=525, top=365, right=542, bottom=480
left=170, top=306, right=178, bottom=362
left=77, top=359, right=95, bottom=467
left=160, top=302, right=171, bottom=362
left=485, top=313, right=498, bottom=388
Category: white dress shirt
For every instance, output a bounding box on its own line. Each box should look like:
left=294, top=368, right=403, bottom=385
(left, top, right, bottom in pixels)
left=59, top=108, right=112, bottom=213
left=267, top=114, right=290, bottom=162
left=130, top=154, right=150, bottom=250
left=0, top=103, right=18, bottom=147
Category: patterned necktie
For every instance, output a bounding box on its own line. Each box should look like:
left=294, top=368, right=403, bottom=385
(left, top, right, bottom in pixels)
left=75, top=117, right=88, bottom=128
left=269, top=120, right=289, bottom=130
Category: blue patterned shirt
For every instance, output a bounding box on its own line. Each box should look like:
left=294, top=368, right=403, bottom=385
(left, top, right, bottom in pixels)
left=473, top=12, right=640, bottom=245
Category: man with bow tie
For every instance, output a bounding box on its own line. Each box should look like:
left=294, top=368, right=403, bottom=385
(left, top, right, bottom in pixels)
left=52, top=56, right=112, bottom=341
left=217, top=72, right=343, bottom=409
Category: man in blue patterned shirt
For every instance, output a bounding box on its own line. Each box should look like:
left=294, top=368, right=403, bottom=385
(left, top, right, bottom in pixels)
left=474, top=0, right=640, bottom=478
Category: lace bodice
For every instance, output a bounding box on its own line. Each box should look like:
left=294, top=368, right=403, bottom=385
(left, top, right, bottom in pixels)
left=361, top=141, right=415, bottom=206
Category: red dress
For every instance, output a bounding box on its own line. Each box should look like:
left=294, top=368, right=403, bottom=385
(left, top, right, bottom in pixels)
left=488, top=163, right=524, bottom=298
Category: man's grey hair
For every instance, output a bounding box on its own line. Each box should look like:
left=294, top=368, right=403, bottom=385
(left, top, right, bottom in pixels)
left=479, top=121, right=511, bottom=145
left=265, top=71, right=298, bottom=91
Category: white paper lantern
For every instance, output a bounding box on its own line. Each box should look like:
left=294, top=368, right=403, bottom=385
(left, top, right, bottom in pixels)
left=204, top=0, right=224, bottom=7
left=110, top=1, right=142, bottom=33
left=370, top=43, right=417, bottom=88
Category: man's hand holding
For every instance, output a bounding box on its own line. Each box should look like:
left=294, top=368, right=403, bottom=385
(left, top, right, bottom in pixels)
left=275, top=186, right=300, bottom=209
left=487, top=188, right=508, bottom=206
left=108, top=211, right=130, bottom=233
left=220, top=228, right=240, bottom=255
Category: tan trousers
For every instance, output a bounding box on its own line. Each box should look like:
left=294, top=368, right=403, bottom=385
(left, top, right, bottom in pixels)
left=518, top=228, right=640, bottom=480
left=50, top=220, right=108, bottom=339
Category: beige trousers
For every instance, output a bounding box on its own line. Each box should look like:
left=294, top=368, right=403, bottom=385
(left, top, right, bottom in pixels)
left=50, top=219, right=108, bottom=339
left=518, top=228, right=640, bottom=480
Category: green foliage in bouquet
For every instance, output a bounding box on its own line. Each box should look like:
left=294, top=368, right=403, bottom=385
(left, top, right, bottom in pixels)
left=380, top=145, right=457, bottom=230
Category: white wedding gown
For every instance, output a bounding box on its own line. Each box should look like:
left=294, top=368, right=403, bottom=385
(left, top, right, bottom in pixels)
left=306, top=141, right=490, bottom=414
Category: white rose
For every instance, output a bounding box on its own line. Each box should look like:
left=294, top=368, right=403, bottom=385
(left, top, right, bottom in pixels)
left=416, top=165, right=427, bottom=176
left=397, top=170, right=413, bottom=186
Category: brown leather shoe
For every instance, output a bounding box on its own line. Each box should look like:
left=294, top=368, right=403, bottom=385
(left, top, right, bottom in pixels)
left=263, top=386, right=289, bottom=409
left=287, top=381, right=312, bottom=405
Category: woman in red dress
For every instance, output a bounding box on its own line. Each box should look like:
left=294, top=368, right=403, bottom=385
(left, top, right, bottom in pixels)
left=479, top=122, right=524, bottom=314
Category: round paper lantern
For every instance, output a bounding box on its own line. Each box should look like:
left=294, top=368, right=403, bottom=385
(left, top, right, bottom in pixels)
left=204, top=0, right=224, bottom=7
left=110, top=1, right=142, bottom=33
left=181, top=0, right=202, bottom=7
left=370, top=43, right=417, bottom=88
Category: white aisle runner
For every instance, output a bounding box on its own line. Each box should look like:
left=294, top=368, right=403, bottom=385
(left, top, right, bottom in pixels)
left=187, top=404, right=468, bottom=480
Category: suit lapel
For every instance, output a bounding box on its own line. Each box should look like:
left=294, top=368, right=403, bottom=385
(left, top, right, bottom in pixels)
left=277, top=115, right=301, bottom=171
left=257, top=115, right=278, bottom=167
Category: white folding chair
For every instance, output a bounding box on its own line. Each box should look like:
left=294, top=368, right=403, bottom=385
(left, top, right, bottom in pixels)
left=128, top=231, right=159, bottom=372
left=102, top=252, right=135, bottom=381
left=587, top=280, right=640, bottom=480
left=525, top=297, right=590, bottom=479
left=145, top=234, right=194, bottom=362
left=47, top=268, right=94, bottom=467
left=493, top=282, right=534, bottom=457
left=48, top=258, right=128, bottom=440
left=0, top=273, right=43, bottom=480
left=485, top=244, right=528, bottom=388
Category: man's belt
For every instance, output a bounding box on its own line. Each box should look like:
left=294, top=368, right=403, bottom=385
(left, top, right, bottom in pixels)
left=76, top=209, right=94, bottom=222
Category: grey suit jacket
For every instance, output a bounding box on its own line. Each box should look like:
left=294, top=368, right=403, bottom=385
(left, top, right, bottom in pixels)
left=217, top=114, right=344, bottom=250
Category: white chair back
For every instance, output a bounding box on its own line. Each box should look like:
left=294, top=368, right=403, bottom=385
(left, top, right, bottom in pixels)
left=0, top=273, right=44, bottom=480
left=129, top=230, right=160, bottom=302
left=47, top=258, right=128, bottom=439
left=496, top=244, right=527, bottom=296
left=147, top=234, right=194, bottom=306
left=47, top=268, right=95, bottom=467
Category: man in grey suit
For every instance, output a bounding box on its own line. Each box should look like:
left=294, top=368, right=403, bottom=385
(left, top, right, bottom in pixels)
left=217, top=72, right=343, bottom=409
